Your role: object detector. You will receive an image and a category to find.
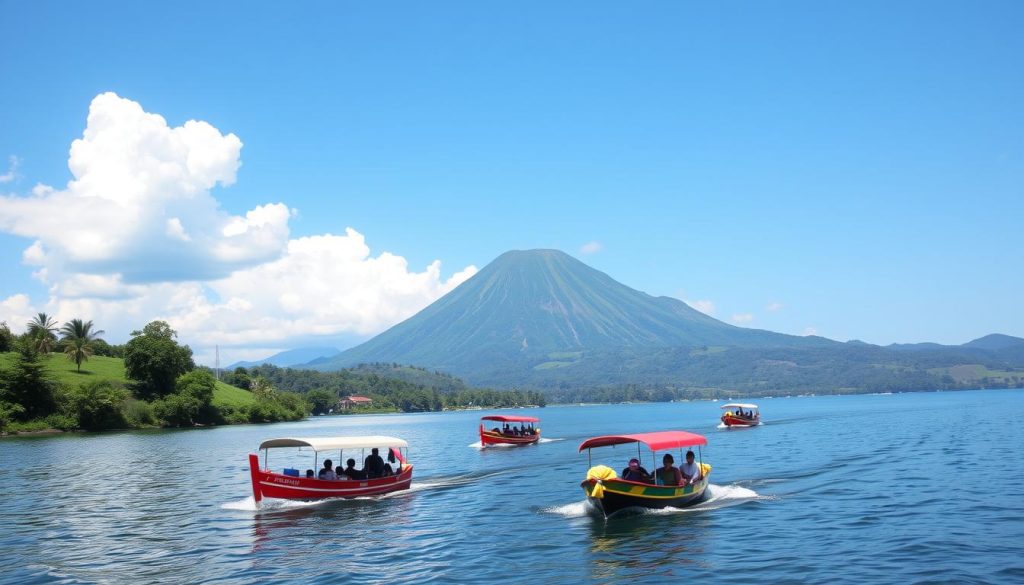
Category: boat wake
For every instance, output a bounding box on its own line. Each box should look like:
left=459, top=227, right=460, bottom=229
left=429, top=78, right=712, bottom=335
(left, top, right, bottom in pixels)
left=541, top=483, right=765, bottom=518
left=221, top=496, right=330, bottom=512
left=469, top=438, right=559, bottom=449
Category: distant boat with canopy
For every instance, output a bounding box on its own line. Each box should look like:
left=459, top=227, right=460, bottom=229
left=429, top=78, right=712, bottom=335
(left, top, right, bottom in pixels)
left=248, top=436, right=413, bottom=504
left=720, top=403, right=760, bottom=427
left=478, top=414, right=541, bottom=446
left=579, top=431, right=711, bottom=518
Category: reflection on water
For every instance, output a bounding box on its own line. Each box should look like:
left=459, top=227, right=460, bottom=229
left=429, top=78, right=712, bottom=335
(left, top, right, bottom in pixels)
left=588, top=512, right=714, bottom=581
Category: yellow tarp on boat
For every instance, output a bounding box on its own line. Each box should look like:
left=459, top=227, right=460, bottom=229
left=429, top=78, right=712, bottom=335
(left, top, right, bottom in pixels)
left=586, top=465, right=618, bottom=498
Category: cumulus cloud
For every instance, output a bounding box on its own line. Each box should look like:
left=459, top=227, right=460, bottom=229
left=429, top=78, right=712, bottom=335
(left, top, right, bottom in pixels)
left=686, top=299, right=716, bottom=316
left=803, top=326, right=818, bottom=336
left=0, top=294, right=34, bottom=329
left=0, top=94, right=479, bottom=364
left=0, top=155, right=19, bottom=183
left=0, top=93, right=292, bottom=283
left=766, top=301, right=783, bottom=312
left=579, top=241, right=603, bottom=255
left=731, top=313, right=754, bottom=324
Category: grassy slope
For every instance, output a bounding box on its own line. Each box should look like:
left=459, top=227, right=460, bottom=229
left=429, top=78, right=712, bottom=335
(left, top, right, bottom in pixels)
left=0, top=352, right=255, bottom=407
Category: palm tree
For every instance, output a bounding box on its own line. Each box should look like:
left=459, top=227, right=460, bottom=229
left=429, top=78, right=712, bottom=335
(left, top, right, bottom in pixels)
left=60, top=318, right=105, bottom=373
left=26, top=312, right=59, bottom=354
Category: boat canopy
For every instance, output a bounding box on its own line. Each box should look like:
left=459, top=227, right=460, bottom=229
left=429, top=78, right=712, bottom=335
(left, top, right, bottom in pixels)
left=720, top=403, right=759, bottom=410
left=578, top=431, right=707, bottom=452
left=258, top=436, right=408, bottom=452
left=481, top=415, right=540, bottom=423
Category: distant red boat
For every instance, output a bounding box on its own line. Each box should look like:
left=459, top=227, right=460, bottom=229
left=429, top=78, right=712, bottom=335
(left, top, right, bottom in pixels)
left=720, top=403, right=761, bottom=427
left=248, top=436, right=413, bottom=504
left=479, top=415, right=541, bottom=447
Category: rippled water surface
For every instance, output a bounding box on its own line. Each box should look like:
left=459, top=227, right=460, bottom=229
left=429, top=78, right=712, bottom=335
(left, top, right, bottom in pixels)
left=2, top=389, right=1023, bottom=584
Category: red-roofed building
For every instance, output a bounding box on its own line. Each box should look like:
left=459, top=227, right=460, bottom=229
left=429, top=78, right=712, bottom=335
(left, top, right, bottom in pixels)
left=339, top=395, right=373, bottom=410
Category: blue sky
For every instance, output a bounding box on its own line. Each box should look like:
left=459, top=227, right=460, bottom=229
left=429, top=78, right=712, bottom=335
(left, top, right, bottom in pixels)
left=1, top=1, right=1022, bottom=362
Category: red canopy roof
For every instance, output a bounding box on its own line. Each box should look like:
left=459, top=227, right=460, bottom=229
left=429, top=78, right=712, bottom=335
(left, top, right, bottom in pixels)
left=481, top=415, right=540, bottom=423
left=578, top=431, right=707, bottom=452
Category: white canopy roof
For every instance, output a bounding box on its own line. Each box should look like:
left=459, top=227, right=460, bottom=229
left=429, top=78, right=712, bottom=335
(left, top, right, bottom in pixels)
left=721, top=403, right=759, bottom=409
left=258, top=436, right=408, bottom=452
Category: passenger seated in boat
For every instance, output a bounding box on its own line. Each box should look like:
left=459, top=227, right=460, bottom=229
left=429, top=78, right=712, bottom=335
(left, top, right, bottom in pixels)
left=679, top=451, right=702, bottom=486
left=318, top=460, right=337, bottom=480
left=305, top=469, right=314, bottom=478
left=335, top=465, right=348, bottom=480
left=364, top=448, right=386, bottom=478
left=383, top=463, right=394, bottom=476
left=344, top=458, right=366, bottom=480
left=621, top=458, right=652, bottom=483
left=655, top=454, right=683, bottom=486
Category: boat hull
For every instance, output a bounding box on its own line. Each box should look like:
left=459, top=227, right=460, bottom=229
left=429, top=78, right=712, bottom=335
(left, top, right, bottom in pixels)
left=249, top=454, right=413, bottom=503
left=479, top=426, right=540, bottom=446
left=580, top=477, right=709, bottom=517
left=721, top=414, right=759, bottom=427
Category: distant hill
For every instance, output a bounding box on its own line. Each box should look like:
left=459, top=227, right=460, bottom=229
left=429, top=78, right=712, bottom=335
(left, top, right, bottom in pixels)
left=962, top=334, right=1024, bottom=351
left=228, top=346, right=340, bottom=369
left=316, top=249, right=835, bottom=378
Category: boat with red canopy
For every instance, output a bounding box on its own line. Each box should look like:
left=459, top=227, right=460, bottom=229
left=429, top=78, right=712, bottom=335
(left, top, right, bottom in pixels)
left=579, top=431, right=712, bottom=517
left=479, top=414, right=541, bottom=446
left=248, top=435, right=413, bottom=504
left=720, top=403, right=760, bottom=427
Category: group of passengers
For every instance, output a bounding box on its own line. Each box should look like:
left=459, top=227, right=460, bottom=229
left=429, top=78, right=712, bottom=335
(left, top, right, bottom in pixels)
left=732, top=408, right=757, bottom=419
left=620, top=451, right=703, bottom=487
left=307, top=448, right=400, bottom=481
left=500, top=423, right=537, bottom=437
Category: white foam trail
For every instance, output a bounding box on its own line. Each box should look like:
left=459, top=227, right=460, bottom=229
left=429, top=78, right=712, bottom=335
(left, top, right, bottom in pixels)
left=222, top=496, right=258, bottom=511
left=468, top=441, right=484, bottom=450
left=221, top=496, right=330, bottom=512
left=543, top=484, right=764, bottom=519
left=543, top=500, right=590, bottom=518
left=538, top=437, right=564, bottom=443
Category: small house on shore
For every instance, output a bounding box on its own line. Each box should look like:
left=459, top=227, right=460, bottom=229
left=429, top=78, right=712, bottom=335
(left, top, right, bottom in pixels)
left=338, top=395, right=373, bottom=410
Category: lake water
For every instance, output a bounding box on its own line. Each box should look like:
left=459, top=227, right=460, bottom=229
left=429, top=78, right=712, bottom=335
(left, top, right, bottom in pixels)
left=2, top=389, right=1023, bottom=584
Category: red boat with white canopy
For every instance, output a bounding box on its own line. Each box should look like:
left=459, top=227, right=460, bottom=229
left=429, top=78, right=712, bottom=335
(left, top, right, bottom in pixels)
left=720, top=403, right=760, bottom=427
left=579, top=431, right=712, bottom=517
left=479, top=415, right=541, bottom=446
left=248, top=435, right=412, bottom=504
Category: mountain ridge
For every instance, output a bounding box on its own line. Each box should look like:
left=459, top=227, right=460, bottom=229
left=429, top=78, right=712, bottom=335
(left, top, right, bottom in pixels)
left=314, top=249, right=836, bottom=376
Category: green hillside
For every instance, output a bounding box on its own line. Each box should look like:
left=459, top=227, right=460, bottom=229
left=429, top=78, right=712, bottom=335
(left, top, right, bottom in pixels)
left=0, top=352, right=254, bottom=408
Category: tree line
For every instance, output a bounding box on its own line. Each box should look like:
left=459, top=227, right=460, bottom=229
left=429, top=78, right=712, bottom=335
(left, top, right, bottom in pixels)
left=221, top=362, right=546, bottom=415
left=0, top=317, right=306, bottom=433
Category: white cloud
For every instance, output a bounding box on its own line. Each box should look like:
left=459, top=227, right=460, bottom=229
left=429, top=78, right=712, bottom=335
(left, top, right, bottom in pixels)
left=731, top=313, right=754, bottom=324
left=686, top=299, right=716, bottom=316
left=0, top=155, right=19, bottom=183
left=0, top=92, right=292, bottom=283
left=579, top=241, right=603, bottom=255
left=0, top=94, right=479, bottom=363
left=0, top=294, right=35, bottom=330
left=766, top=301, right=784, bottom=312
left=803, top=326, right=818, bottom=336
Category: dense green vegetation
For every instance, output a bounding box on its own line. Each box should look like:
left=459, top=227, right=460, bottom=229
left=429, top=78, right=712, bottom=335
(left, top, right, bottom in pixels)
left=222, top=362, right=545, bottom=413
left=0, top=319, right=304, bottom=434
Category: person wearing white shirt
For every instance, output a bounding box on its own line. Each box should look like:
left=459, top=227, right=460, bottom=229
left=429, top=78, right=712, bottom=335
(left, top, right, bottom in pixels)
left=679, top=451, right=703, bottom=485
left=317, top=459, right=337, bottom=480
